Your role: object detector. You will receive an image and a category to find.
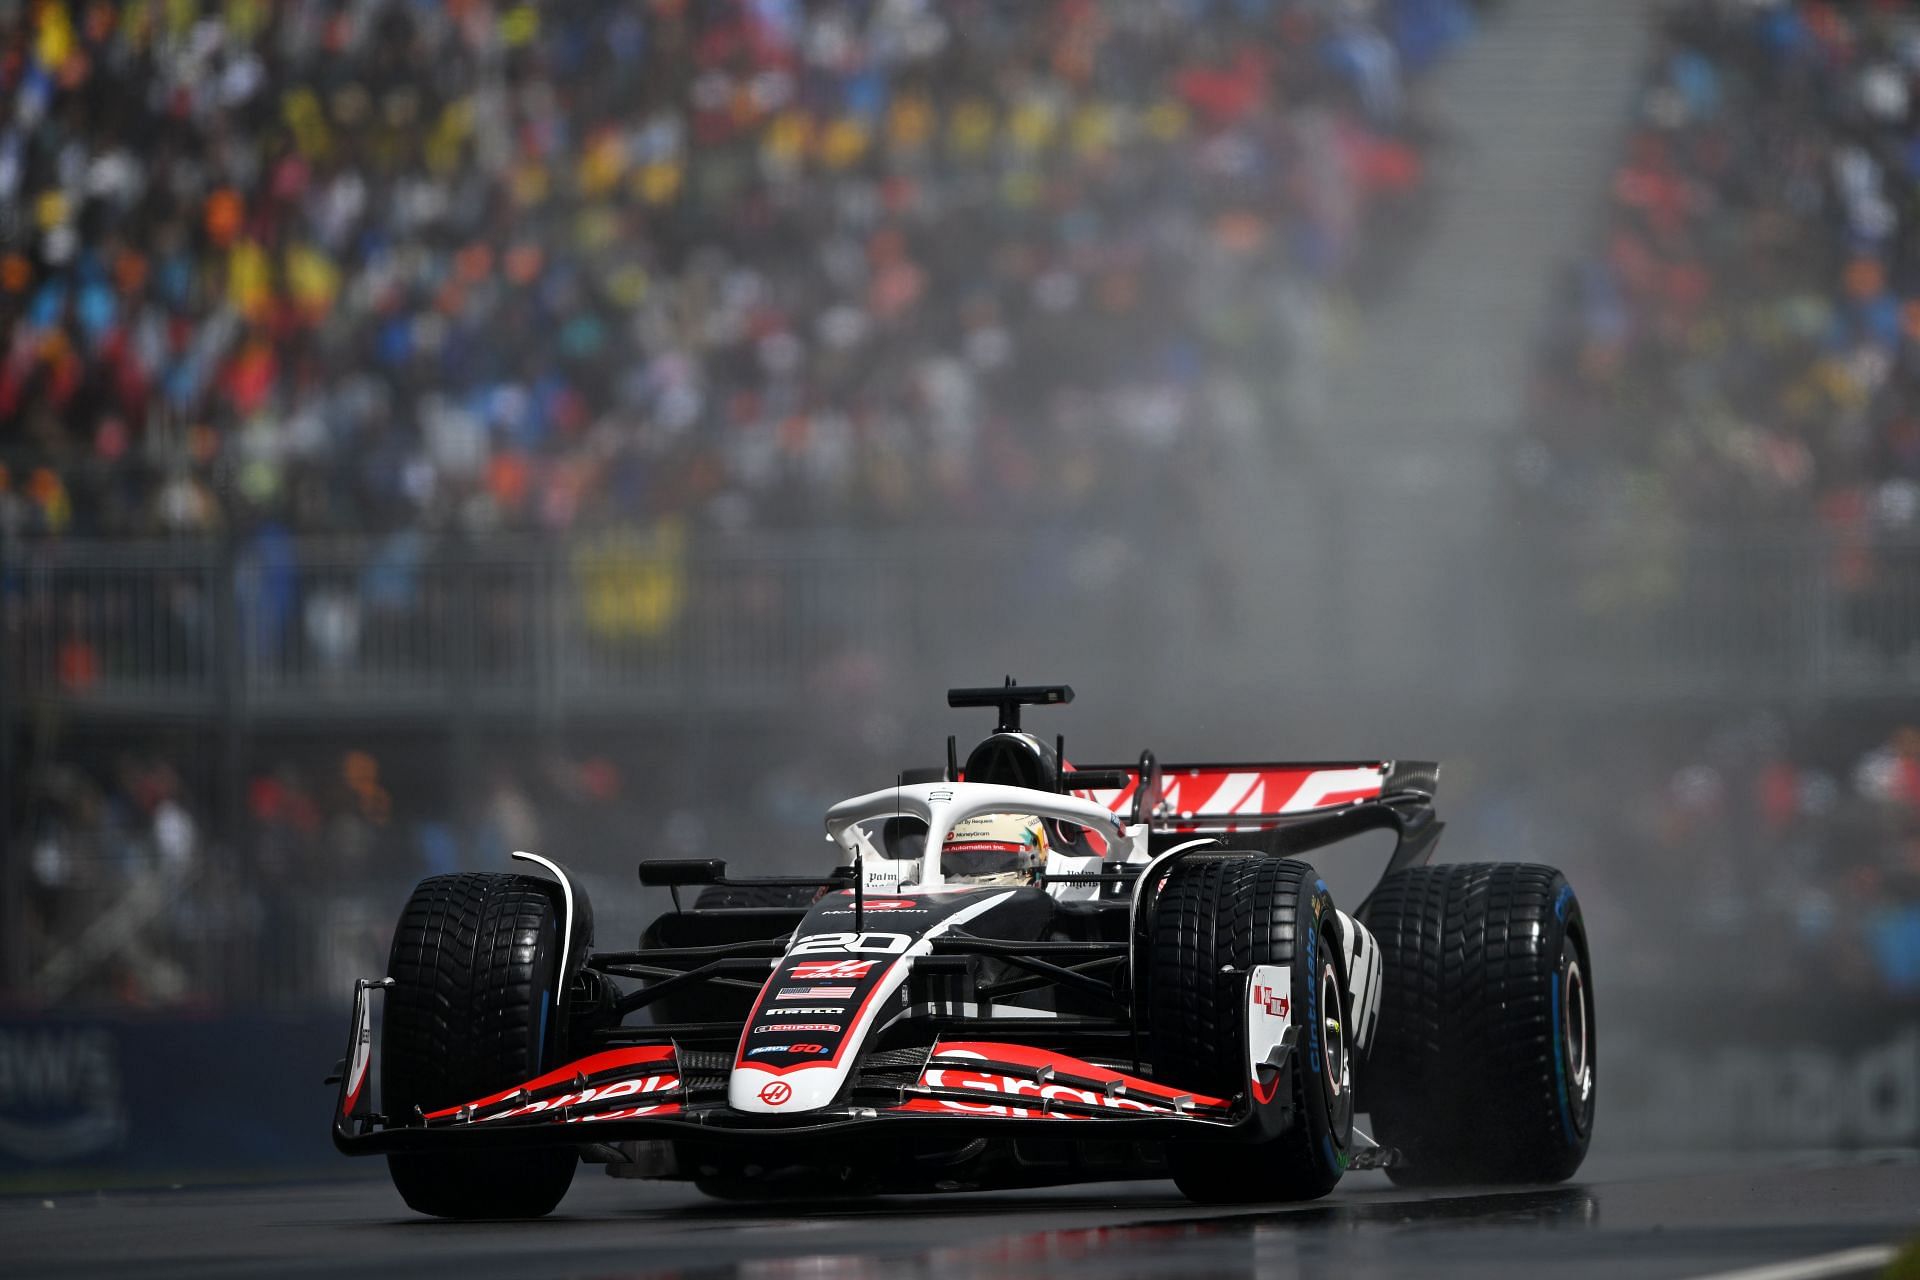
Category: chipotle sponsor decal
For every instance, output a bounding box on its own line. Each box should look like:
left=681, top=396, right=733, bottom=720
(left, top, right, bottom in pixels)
left=752, top=1023, right=842, bottom=1034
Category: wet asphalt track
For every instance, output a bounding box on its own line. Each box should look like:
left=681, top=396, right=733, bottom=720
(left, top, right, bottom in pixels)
left=6, top=1152, right=1916, bottom=1280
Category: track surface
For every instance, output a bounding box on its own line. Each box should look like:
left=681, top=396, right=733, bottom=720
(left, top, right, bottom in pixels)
left=6, top=1152, right=1916, bottom=1280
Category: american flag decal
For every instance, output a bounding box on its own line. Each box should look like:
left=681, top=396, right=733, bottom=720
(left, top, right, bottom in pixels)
left=777, top=986, right=856, bottom=1000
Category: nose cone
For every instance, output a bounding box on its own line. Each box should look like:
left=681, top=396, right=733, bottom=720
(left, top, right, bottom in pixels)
left=728, top=1063, right=847, bottom=1113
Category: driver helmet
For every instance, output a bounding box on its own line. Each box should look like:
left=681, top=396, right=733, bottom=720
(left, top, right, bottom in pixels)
left=941, top=811, right=1048, bottom=886
left=961, top=729, right=1089, bottom=856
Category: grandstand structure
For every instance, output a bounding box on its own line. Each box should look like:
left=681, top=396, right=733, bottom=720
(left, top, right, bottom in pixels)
left=6, top=0, right=1920, bottom=1014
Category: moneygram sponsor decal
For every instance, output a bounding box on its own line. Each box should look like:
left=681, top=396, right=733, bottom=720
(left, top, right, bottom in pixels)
left=753, top=1024, right=841, bottom=1034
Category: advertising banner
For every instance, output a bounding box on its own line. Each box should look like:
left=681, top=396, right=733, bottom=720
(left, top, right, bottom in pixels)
left=1601, top=996, right=1920, bottom=1149
left=0, top=1012, right=343, bottom=1183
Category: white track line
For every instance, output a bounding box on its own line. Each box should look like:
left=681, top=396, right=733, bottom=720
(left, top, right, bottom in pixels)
left=1684, top=1244, right=1898, bottom=1280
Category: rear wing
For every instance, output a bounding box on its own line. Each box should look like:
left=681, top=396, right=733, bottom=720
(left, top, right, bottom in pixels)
left=1069, top=755, right=1444, bottom=888
left=1067, top=758, right=1439, bottom=832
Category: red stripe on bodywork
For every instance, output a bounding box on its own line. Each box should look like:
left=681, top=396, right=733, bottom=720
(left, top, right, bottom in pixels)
left=733, top=958, right=901, bottom=1076
left=912, top=1041, right=1231, bottom=1112
left=1082, top=765, right=1386, bottom=827
left=424, top=1045, right=677, bottom=1119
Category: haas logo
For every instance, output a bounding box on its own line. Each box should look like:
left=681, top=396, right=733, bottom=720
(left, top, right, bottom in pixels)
left=758, top=1081, right=793, bottom=1106
left=1252, top=984, right=1289, bottom=1019
left=792, top=960, right=877, bottom=979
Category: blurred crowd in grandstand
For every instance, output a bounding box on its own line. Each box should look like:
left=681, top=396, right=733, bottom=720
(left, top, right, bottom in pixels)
left=1519, top=0, right=1920, bottom=538
left=0, top=0, right=1472, bottom=542
left=19, top=0, right=1920, bottom=1017
left=1, top=0, right=1490, bottom=1009
left=20, top=710, right=1920, bottom=1007
left=1524, top=715, right=1920, bottom=1002
left=14, top=717, right=887, bottom=1007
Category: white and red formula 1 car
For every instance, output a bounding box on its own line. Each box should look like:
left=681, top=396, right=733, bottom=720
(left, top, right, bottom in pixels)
left=330, top=682, right=1595, bottom=1217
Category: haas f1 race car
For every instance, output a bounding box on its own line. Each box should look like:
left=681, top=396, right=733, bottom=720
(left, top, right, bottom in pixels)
left=328, top=683, right=1596, bottom=1216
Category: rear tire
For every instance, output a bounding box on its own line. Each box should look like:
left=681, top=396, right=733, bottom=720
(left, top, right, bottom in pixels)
left=1360, top=862, right=1595, bottom=1185
left=382, top=873, right=578, bottom=1218
left=1148, top=856, right=1352, bottom=1204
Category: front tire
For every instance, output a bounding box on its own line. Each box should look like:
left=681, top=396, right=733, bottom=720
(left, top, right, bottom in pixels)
left=1360, top=862, right=1595, bottom=1185
left=382, top=873, right=578, bottom=1218
left=1148, top=856, right=1352, bottom=1203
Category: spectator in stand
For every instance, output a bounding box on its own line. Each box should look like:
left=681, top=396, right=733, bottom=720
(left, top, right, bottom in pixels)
left=1532, top=713, right=1920, bottom=1001
left=1520, top=0, right=1920, bottom=545
left=1, top=0, right=1470, bottom=541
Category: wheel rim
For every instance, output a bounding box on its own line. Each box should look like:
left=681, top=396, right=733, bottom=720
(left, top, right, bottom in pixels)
left=1562, top=953, right=1592, bottom=1112
left=1320, top=958, right=1351, bottom=1120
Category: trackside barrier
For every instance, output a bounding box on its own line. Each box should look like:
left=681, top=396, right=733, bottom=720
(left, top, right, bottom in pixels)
left=9, top=529, right=1920, bottom=714
left=0, top=1012, right=345, bottom=1184
left=1600, top=996, right=1920, bottom=1150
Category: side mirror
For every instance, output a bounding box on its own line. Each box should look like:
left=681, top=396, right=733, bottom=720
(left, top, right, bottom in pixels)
left=1063, top=770, right=1130, bottom=792
left=637, top=858, right=727, bottom=887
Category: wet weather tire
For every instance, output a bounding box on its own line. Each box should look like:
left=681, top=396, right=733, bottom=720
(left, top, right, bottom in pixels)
left=381, top=873, right=578, bottom=1218
left=1148, top=856, right=1352, bottom=1203
left=1359, top=863, right=1595, bottom=1185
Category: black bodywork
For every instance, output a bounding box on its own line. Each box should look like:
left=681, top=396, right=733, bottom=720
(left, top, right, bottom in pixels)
left=330, top=683, right=1441, bottom=1190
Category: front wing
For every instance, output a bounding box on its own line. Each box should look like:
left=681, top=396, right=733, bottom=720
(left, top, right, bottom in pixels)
left=332, top=974, right=1303, bottom=1153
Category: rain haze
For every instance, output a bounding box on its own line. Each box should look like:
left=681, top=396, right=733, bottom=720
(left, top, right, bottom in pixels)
left=2, top=1, right=1917, bottom=1271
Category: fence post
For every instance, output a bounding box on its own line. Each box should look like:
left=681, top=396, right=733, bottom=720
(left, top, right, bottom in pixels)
left=0, top=523, right=18, bottom=993
left=448, top=539, right=481, bottom=858
left=211, top=535, right=250, bottom=1001
left=537, top=538, right=561, bottom=732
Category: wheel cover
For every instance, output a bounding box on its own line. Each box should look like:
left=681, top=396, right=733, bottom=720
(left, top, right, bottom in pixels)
left=1562, top=951, right=1593, bottom=1118
left=1319, top=957, right=1353, bottom=1137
